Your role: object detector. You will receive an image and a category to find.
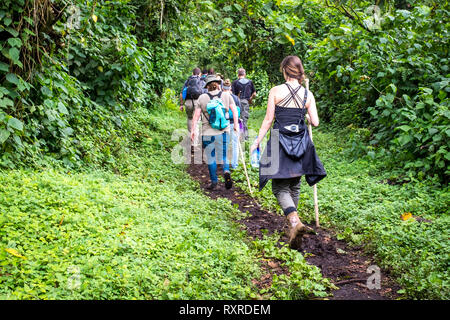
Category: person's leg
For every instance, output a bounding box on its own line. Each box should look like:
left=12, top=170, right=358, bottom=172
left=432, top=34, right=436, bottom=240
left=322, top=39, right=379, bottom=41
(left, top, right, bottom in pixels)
left=185, top=100, right=194, bottom=133
left=202, top=135, right=218, bottom=187
left=272, top=178, right=311, bottom=249
left=187, top=117, right=192, bottom=133
left=221, top=131, right=230, bottom=173
left=289, top=177, right=302, bottom=209
left=272, top=179, right=297, bottom=215
left=230, top=124, right=239, bottom=169
left=221, top=132, right=232, bottom=189
left=192, top=99, right=201, bottom=147
left=240, top=99, right=250, bottom=140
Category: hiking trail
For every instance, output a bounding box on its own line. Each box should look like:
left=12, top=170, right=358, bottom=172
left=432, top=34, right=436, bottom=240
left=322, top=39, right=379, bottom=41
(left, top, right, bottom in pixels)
left=187, top=158, right=401, bottom=300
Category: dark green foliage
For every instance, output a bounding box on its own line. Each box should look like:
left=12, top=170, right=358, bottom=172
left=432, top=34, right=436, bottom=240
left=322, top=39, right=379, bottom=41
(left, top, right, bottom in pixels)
left=307, top=1, right=449, bottom=182
left=0, top=0, right=191, bottom=168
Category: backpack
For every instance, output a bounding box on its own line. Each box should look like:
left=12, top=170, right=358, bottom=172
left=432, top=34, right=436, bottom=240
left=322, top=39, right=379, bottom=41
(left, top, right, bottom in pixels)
left=228, top=94, right=241, bottom=119
left=236, top=79, right=251, bottom=99
left=205, top=92, right=229, bottom=130
left=185, top=76, right=203, bottom=100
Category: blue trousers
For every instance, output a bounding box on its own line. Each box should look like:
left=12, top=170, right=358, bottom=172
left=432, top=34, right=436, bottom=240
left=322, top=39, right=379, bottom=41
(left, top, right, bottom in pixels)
left=202, top=132, right=230, bottom=183
left=229, top=123, right=239, bottom=169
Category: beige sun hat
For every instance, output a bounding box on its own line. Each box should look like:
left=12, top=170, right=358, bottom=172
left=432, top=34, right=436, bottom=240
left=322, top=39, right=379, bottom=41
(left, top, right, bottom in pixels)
left=203, top=74, right=222, bottom=88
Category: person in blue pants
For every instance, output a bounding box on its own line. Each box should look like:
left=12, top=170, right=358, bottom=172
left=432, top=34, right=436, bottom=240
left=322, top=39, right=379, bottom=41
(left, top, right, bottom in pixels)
left=190, top=75, right=239, bottom=190
left=222, top=79, right=241, bottom=169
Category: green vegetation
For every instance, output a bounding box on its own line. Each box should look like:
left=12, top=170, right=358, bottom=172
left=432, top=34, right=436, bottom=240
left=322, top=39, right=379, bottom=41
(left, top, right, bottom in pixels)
left=233, top=108, right=449, bottom=299
left=0, top=104, right=334, bottom=299
left=0, top=0, right=448, bottom=300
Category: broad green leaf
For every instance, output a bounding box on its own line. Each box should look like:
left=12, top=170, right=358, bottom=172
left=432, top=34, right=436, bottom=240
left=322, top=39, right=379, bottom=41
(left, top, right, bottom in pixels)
left=7, top=38, right=22, bottom=48
left=398, top=134, right=413, bottom=146
left=428, top=128, right=438, bottom=135
left=5, top=73, right=19, bottom=85
left=284, top=22, right=294, bottom=31
left=0, top=62, right=9, bottom=72
left=9, top=47, right=20, bottom=64
left=58, top=102, right=69, bottom=115
left=6, top=27, right=19, bottom=37
left=61, top=127, right=74, bottom=136
left=396, top=125, right=412, bottom=132
left=3, top=17, right=12, bottom=26
left=40, top=86, right=52, bottom=97
left=8, top=117, right=23, bottom=131
left=0, top=129, right=10, bottom=144
left=0, top=97, right=14, bottom=108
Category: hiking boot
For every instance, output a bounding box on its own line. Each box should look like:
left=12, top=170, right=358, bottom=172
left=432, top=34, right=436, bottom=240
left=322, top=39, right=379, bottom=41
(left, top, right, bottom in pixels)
left=224, top=171, right=233, bottom=189
left=207, top=182, right=217, bottom=190
left=286, top=212, right=313, bottom=249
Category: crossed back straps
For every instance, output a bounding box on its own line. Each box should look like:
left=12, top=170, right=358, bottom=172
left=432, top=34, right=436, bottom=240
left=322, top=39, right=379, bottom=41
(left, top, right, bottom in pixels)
left=277, top=83, right=308, bottom=109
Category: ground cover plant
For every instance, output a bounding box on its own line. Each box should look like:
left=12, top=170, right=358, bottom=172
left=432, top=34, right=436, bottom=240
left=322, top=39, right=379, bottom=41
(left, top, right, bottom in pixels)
left=232, top=107, right=449, bottom=299
left=0, top=106, right=263, bottom=299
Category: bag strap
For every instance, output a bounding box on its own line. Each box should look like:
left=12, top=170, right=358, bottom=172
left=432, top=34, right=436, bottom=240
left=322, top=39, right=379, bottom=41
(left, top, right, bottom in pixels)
left=276, top=84, right=309, bottom=129
left=203, top=91, right=224, bottom=122
left=207, top=91, right=222, bottom=100
left=282, top=83, right=306, bottom=108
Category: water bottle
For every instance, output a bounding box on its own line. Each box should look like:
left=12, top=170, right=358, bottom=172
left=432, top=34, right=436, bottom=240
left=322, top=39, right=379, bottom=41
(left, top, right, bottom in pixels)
left=251, top=141, right=260, bottom=168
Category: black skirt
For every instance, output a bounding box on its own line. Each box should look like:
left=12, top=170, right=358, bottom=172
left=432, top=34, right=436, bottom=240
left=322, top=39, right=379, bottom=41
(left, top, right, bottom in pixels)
left=259, top=106, right=327, bottom=191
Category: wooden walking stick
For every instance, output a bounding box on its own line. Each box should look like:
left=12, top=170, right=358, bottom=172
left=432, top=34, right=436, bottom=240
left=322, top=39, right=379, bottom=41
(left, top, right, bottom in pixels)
left=305, top=78, right=320, bottom=227
left=237, top=138, right=253, bottom=195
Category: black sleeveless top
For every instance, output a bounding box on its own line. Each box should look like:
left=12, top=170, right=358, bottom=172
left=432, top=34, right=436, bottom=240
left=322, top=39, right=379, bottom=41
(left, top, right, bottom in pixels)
left=258, top=83, right=327, bottom=191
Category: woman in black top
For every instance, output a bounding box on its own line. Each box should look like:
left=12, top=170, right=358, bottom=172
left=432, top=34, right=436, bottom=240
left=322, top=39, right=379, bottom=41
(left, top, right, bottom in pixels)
left=250, top=56, right=326, bottom=249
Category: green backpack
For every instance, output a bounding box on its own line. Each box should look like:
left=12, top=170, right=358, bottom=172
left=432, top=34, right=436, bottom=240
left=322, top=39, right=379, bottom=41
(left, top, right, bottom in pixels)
left=205, top=92, right=229, bottom=130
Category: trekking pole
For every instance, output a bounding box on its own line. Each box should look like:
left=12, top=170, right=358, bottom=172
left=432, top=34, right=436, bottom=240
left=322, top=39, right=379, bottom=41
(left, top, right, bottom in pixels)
left=305, top=78, right=320, bottom=227
left=237, top=137, right=253, bottom=195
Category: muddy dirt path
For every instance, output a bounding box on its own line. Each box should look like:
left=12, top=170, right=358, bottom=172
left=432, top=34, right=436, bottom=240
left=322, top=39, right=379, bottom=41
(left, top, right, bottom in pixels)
left=187, top=158, right=401, bottom=300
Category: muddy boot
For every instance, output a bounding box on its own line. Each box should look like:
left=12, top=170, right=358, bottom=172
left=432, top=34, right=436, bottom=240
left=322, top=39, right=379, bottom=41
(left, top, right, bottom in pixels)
left=286, top=212, right=312, bottom=249
left=224, top=171, right=233, bottom=189
left=207, top=181, right=217, bottom=190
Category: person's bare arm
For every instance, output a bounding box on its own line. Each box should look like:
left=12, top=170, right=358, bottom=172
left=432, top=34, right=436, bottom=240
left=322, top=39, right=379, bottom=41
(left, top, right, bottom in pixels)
left=248, top=91, right=256, bottom=105
left=179, top=93, right=184, bottom=111
left=306, top=91, right=319, bottom=127
left=250, top=87, right=276, bottom=153
left=229, top=103, right=239, bottom=134
left=190, top=108, right=202, bottom=141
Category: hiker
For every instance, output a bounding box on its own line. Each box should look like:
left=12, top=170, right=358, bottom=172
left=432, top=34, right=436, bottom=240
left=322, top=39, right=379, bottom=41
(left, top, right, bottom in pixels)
left=231, top=68, right=256, bottom=140
left=201, top=69, right=208, bottom=93
left=223, top=79, right=241, bottom=169
left=216, top=73, right=224, bottom=90
left=201, top=69, right=208, bottom=80
left=190, top=75, right=240, bottom=190
left=180, top=67, right=204, bottom=145
left=250, top=56, right=326, bottom=249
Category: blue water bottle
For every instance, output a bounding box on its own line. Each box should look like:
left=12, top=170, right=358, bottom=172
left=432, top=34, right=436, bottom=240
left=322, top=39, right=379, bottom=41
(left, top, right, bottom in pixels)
left=251, top=140, right=260, bottom=168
